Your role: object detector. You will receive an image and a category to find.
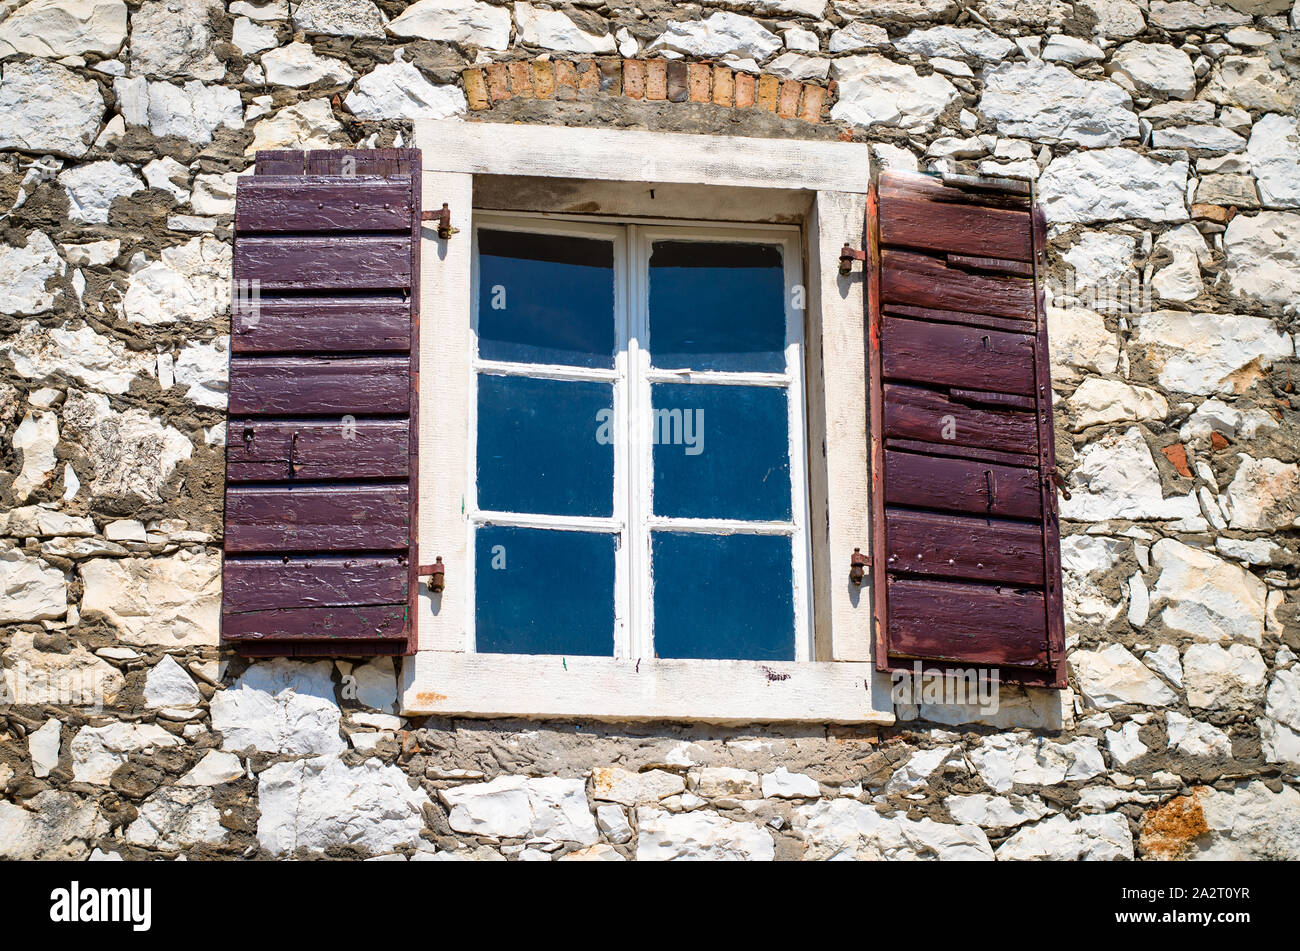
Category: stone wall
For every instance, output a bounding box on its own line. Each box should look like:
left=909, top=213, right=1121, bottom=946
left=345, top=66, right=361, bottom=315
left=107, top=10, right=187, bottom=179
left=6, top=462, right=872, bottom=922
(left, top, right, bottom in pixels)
left=1, top=0, right=1299, bottom=861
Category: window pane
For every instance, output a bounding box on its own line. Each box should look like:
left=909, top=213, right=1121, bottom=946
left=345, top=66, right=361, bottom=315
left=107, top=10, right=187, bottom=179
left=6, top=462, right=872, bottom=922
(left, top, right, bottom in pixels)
left=652, top=532, right=794, bottom=661
left=648, top=241, right=786, bottom=373
left=651, top=383, right=791, bottom=521
left=477, top=229, right=615, bottom=369
left=475, top=526, right=614, bottom=656
left=477, top=374, right=613, bottom=517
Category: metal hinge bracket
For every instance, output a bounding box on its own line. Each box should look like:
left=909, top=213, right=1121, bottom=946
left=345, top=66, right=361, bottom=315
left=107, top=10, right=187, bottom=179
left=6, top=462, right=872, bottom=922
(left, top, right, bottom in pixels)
left=839, top=244, right=867, bottom=276
left=421, top=202, right=458, bottom=240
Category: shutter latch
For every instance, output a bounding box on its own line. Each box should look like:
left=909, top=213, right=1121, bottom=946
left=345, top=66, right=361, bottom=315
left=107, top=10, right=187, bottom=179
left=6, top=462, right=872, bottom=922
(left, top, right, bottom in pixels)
left=418, top=557, right=446, bottom=592
left=421, top=203, right=458, bottom=240
left=849, top=547, right=871, bottom=586
left=839, top=244, right=866, bottom=276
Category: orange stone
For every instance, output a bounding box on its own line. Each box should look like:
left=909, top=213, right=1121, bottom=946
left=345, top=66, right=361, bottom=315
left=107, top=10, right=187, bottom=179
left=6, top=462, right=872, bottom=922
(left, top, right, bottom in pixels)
left=462, top=67, right=489, bottom=111
left=757, top=74, right=780, bottom=112
left=712, top=65, right=734, bottom=107
left=532, top=60, right=555, bottom=100
left=1161, top=443, right=1193, bottom=478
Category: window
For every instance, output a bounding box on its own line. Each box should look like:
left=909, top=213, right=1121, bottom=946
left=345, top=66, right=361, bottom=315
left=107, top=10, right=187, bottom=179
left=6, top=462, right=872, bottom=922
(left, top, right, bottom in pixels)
left=468, top=216, right=810, bottom=663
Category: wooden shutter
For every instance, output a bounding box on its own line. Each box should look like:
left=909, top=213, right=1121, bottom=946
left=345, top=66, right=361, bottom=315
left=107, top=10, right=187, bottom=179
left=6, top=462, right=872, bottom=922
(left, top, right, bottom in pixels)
left=867, top=170, right=1066, bottom=688
left=222, top=149, right=421, bottom=657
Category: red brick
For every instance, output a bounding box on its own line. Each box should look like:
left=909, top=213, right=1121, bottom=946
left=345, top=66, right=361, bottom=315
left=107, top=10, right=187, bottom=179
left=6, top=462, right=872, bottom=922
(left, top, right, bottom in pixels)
left=623, top=58, right=646, bottom=100
left=1210, top=431, right=1229, bottom=451
left=646, top=58, right=667, bottom=100
left=507, top=60, right=534, bottom=97
left=777, top=79, right=801, bottom=118
left=756, top=74, right=780, bottom=112
left=687, top=62, right=712, bottom=103
left=712, top=66, right=734, bottom=107
left=734, top=71, right=755, bottom=108
left=798, top=84, right=825, bottom=123
left=577, top=59, right=600, bottom=91
left=462, top=67, right=489, bottom=111
left=532, top=60, right=555, bottom=100
left=555, top=60, right=578, bottom=88
left=1161, top=443, right=1193, bottom=478
left=485, top=63, right=511, bottom=101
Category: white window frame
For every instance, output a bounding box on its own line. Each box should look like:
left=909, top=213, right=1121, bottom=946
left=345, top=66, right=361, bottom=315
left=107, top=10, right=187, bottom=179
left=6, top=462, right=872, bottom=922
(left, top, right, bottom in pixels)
left=404, top=120, right=896, bottom=724
left=468, top=214, right=812, bottom=662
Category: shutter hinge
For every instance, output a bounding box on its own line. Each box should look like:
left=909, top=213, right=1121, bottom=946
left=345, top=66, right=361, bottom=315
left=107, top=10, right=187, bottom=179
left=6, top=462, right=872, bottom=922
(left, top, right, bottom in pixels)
left=839, top=244, right=867, bottom=276
left=421, top=203, right=458, bottom=240
left=1050, top=468, right=1072, bottom=501
left=418, top=557, right=446, bottom=592
left=849, top=547, right=871, bottom=586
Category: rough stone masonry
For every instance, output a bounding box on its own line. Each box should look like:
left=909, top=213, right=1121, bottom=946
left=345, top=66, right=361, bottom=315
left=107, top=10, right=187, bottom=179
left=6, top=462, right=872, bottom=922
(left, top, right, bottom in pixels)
left=1, top=0, right=1299, bottom=861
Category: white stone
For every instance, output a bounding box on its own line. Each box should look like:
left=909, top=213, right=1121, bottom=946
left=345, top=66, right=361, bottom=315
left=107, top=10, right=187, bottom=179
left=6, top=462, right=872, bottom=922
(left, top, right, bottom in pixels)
left=3, top=322, right=153, bottom=395
left=126, top=786, right=225, bottom=851
left=440, top=776, right=599, bottom=844
left=1222, top=454, right=1299, bottom=531
left=1046, top=305, right=1120, bottom=382
left=0, top=59, right=103, bottom=157
left=211, top=660, right=344, bottom=755
left=1262, top=667, right=1300, bottom=767
left=70, top=721, right=180, bottom=784
left=60, top=390, right=193, bottom=503
left=345, top=61, right=465, bottom=120
left=1183, top=642, right=1267, bottom=709
left=651, top=10, right=777, bottom=60
left=60, top=238, right=119, bottom=268
left=123, top=235, right=231, bottom=324
left=1152, top=124, right=1247, bottom=152
left=783, top=26, right=818, bottom=52
left=1151, top=538, right=1266, bottom=645
left=258, top=754, right=430, bottom=854
left=1071, top=644, right=1179, bottom=709
left=1061, top=534, right=1126, bottom=627
left=945, top=793, right=1050, bottom=828
left=997, top=812, right=1133, bottom=860
left=1247, top=113, right=1300, bottom=210
left=387, top=0, right=510, bottom=49
left=173, top=336, right=229, bottom=409
left=883, top=745, right=957, bottom=794
left=232, top=16, right=278, bottom=55
left=1191, top=781, right=1300, bottom=859
left=592, top=767, right=685, bottom=805
left=1042, top=34, right=1104, bottom=63
left=130, top=0, right=225, bottom=80
left=694, top=766, right=761, bottom=799
left=145, top=654, right=201, bottom=709
left=143, top=156, right=190, bottom=202
left=970, top=733, right=1105, bottom=792
left=870, top=142, right=919, bottom=174
left=1106, top=720, right=1148, bottom=765
left=637, top=807, right=774, bottom=860
left=126, top=78, right=245, bottom=144
left=262, top=43, right=354, bottom=87
left=1149, top=0, right=1252, bottom=28
left=5, top=506, right=95, bottom=538
left=828, top=21, right=888, bottom=52
left=1143, top=643, right=1183, bottom=687
left=1214, top=536, right=1282, bottom=566
left=981, top=61, right=1136, bottom=148
left=349, top=656, right=398, bottom=712
left=1110, top=42, right=1196, bottom=100
left=0, top=791, right=107, bottom=860
left=1167, top=711, right=1232, bottom=758
left=292, top=0, right=383, bottom=37
left=29, top=718, right=62, bottom=778
left=2, top=630, right=122, bottom=707
left=1038, top=149, right=1187, bottom=224
left=79, top=549, right=216, bottom=647
left=10, top=411, right=58, bottom=502
left=761, top=766, right=820, bottom=799
left=1224, top=211, right=1300, bottom=311
left=1060, top=427, right=1200, bottom=521
left=894, top=25, right=1015, bottom=62
left=1152, top=223, right=1212, bottom=302
left=830, top=54, right=957, bottom=133
left=190, top=172, right=238, bottom=216
left=58, top=160, right=143, bottom=224
left=1203, top=55, right=1298, bottom=113
left=596, top=804, right=632, bottom=843
left=0, top=0, right=127, bottom=57
left=246, top=98, right=342, bottom=154
left=765, top=52, right=829, bottom=82
left=179, top=749, right=244, bottom=786
left=1129, top=571, right=1151, bottom=627
left=1067, top=378, right=1168, bottom=430
left=1131, top=310, right=1291, bottom=395
left=1076, top=0, right=1146, bottom=36
left=0, top=547, right=66, bottom=623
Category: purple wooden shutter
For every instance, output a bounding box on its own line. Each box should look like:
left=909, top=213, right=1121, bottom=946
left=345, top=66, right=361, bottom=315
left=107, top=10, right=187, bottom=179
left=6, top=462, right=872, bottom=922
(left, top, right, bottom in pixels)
left=867, top=170, right=1066, bottom=688
left=222, top=149, right=421, bottom=657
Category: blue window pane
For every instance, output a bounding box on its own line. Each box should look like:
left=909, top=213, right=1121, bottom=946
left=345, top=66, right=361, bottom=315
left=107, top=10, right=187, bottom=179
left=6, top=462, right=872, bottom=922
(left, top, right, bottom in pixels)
left=476, top=526, right=614, bottom=656
left=652, top=532, right=794, bottom=661
left=651, top=383, right=791, bottom=521
left=477, top=229, right=615, bottom=369
left=649, top=241, right=786, bottom=373
left=477, top=374, right=613, bottom=517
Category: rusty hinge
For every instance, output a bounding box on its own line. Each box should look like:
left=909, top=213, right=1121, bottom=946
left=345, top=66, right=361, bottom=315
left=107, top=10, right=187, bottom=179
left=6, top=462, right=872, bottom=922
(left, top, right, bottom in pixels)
left=1050, top=468, right=1072, bottom=501
left=418, top=556, right=445, bottom=592
left=849, top=547, right=871, bottom=586
left=839, top=244, right=867, bottom=276
left=421, top=202, right=458, bottom=240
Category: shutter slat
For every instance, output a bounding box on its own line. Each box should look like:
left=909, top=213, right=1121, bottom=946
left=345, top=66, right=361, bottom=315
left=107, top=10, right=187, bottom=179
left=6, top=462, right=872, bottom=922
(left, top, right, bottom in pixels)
left=882, top=316, right=1036, bottom=395
left=885, top=509, right=1045, bottom=586
left=225, top=419, right=408, bottom=481
left=882, top=248, right=1035, bottom=319
left=223, top=148, right=421, bottom=657
left=232, top=298, right=411, bottom=353
left=235, top=178, right=414, bottom=232
left=225, top=484, right=409, bottom=553
left=227, top=357, right=410, bottom=416
left=869, top=170, right=1066, bottom=687
left=234, top=235, right=412, bottom=291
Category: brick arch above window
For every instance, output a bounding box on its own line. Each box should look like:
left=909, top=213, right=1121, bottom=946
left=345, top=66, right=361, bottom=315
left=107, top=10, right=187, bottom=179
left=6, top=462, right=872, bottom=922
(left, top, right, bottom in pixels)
left=461, top=57, right=832, bottom=125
